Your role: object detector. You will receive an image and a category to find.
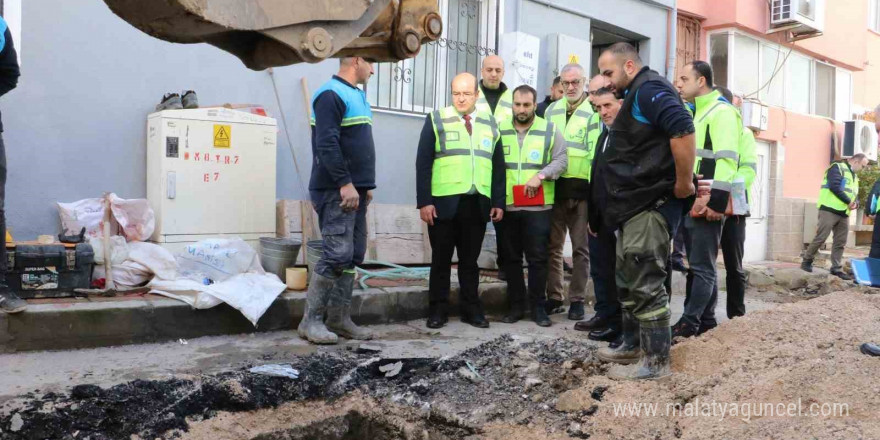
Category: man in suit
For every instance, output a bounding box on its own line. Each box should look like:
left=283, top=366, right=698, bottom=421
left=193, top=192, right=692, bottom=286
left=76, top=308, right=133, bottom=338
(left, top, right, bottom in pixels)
left=416, top=73, right=506, bottom=329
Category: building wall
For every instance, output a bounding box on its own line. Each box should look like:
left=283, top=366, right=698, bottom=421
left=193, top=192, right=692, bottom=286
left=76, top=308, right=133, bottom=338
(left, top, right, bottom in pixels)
left=505, top=0, right=674, bottom=88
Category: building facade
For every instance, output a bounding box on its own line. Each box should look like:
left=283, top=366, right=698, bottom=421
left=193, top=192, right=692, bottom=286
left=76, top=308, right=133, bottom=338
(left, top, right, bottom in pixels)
left=1, top=0, right=675, bottom=242
left=678, top=0, right=880, bottom=261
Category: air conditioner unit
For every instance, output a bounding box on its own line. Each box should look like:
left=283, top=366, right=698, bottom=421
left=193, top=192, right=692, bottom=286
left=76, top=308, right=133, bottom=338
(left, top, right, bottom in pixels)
left=770, top=0, right=824, bottom=36
left=741, top=100, right=769, bottom=132
left=842, top=120, right=879, bottom=162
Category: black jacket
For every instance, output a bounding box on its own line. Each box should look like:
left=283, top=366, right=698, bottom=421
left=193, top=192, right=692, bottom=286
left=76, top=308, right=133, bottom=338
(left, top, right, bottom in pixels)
left=0, top=23, right=20, bottom=132
left=415, top=112, right=506, bottom=222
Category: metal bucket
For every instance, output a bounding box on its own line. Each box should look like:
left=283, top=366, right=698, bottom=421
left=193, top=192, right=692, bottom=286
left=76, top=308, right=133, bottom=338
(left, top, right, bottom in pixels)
left=306, top=240, right=324, bottom=278
left=259, top=237, right=301, bottom=283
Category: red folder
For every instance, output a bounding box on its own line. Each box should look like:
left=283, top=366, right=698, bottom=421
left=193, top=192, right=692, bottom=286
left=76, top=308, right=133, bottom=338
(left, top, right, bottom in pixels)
left=512, top=185, right=545, bottom=207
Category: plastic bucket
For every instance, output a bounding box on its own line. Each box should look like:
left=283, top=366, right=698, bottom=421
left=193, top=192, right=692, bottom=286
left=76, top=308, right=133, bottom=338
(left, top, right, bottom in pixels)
left=286, top=267, right=308, bottom=290
left=259, top=237, right=301, bottom=282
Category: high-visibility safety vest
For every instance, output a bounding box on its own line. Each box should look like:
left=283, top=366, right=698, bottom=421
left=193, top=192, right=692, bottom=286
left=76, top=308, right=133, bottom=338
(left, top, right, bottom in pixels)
left=737, top=127, right=758, bottom=207
left=818, top=161, right=859, bottom=215
left=693, top=89, right=743, bottom=195
left=430, top=106, right=500, bottom=198
left=475, top=88, right=513, bottom=123
left=499, top=116, right=557, bottom=206
left=545, top=96, right=598, bottom=181
left=310, top=76, right=373, bottom=127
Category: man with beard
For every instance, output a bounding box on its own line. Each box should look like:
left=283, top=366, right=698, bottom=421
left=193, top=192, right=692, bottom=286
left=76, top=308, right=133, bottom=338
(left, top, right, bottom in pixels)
left=595, top=43, right=696, bottom=380
left=497, top=85, right=568, bottom=327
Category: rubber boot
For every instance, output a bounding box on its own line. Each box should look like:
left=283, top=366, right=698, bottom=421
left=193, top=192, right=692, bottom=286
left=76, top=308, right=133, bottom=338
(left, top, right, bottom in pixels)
left=597, top=311, right=640, bottom=365
left=609, top=320, right=671, bottom=381
left=296, top=272, right=339, bottom=344
left=325, top=271, right=374, bottom=340
left=501, top=272, right=526, bottom=323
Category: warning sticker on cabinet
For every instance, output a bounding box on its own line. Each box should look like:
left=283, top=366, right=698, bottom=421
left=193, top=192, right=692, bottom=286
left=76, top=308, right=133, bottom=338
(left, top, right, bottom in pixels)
left=213, top=124, right=231, bottom=148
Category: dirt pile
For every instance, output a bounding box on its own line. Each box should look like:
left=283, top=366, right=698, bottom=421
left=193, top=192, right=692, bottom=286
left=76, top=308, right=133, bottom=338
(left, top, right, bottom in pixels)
left=553, top=288, right=880, bottom=439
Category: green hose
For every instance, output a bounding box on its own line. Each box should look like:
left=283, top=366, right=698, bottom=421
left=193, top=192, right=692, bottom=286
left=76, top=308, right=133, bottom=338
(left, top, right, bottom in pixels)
left=355, top=260, right=431, bottom=289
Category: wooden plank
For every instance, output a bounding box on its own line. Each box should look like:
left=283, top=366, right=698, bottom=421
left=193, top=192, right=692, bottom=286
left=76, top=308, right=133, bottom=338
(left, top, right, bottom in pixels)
left=375, top=233, right=426, bottom=264
left=366, top=203, right=379, bottom=261
left=372, top=205, right=423, bottom=234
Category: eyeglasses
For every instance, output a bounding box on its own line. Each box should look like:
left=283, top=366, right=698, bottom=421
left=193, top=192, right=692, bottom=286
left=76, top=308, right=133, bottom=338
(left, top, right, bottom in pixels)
left=561, top=79, right=583, bottom=88
left=452, top=92, right=476, bottom=98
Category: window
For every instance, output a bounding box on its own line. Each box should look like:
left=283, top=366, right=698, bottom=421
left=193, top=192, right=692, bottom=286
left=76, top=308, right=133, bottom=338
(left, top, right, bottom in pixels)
left=814, top=62, right=835, bottom=118
left=870, top=0, right=880, bottom=33
left=760, top=45, right=784, bottom=107
left=709, top=33, right=729, bottom=88
left=367, top=0, right=498, bottom=113
left=787, top=53, right=811, bottom=114
left=733, top=34, right=760, bottom=97
left=708, top=29, right=852, bottom=119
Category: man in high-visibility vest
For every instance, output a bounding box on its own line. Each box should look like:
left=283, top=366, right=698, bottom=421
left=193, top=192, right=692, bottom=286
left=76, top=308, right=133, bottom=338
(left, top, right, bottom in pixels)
left=801, top=153, right=869, bottom=279
left=476, top=55, right=513, bottom=122
left=497, top=85, right=567, bottom=327
left=475, top=55, right=513, bottom=281
left=298, top=57, right=377, bottom=345
left=416, top=72, right=506, bottom=329
left=544, top=63, right=600, bottom=321
left=673, top=61, right=742, bottom=340
left=711, top=86, right=757, bottom=321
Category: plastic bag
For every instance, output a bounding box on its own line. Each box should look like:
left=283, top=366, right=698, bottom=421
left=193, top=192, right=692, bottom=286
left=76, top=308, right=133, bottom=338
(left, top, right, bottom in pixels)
left=58, top=198, right=117, bottom=239
left=90, top=236, right=129, bottom=265
left=58, top=194, right=155, bottom=242
left=127, top=242, right=178, bottom=280
left=175, top=238, right=263, bottom=283
left=109, top=194, right=155, bottom=242
left=150, top=273, right=286, bottom=326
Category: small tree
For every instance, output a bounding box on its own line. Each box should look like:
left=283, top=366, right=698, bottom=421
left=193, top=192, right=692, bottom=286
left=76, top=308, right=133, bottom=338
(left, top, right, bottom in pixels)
left=857, top=163, right=880, bottom=210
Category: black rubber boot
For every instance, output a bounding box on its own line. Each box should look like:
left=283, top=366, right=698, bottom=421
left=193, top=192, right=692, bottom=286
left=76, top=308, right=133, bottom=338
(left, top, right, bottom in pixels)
left=501, top=301, right=526, bottom=323
left=609, top=320, right=671, bottom=381
left=597, top=311, right=640, bottom=364
left=800, top=259, right=813, bottom=273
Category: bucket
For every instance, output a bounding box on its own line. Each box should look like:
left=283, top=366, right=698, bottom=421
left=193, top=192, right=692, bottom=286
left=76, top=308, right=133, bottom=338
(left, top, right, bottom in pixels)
left=286, top=267, right=308, bottom=290
left=306, top=240, right=324, bottom=279
left=259, top=237, right=301, bottom=283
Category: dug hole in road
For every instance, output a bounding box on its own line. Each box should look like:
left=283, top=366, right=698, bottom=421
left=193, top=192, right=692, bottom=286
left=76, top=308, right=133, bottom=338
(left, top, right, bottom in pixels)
left=1, top=282, right=879, bottom=440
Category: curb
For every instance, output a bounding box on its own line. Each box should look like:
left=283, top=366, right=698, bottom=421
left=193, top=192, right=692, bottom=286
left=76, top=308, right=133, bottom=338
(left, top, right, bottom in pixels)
left=0, top=283, right=510, bottom=353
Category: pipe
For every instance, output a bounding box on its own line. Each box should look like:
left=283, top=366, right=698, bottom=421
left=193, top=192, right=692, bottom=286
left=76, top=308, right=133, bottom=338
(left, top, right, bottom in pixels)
left=666, top=2, right=678, bottom=82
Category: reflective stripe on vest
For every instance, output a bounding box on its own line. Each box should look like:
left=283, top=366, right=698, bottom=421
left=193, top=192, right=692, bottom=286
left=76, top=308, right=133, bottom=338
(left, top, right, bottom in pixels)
left=818, top=162, right=859, bottom=215
left=545, top=98, right=596, bottom=181
left=500, top=117, right=556, bottom=205
left=476, top=89, right=513, bottom=124
left=430, top=107, right=499, bottom=198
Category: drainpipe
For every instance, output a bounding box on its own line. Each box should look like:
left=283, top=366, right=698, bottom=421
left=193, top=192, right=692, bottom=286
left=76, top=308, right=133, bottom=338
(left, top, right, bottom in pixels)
left=666, top=2, right=678, bottom=82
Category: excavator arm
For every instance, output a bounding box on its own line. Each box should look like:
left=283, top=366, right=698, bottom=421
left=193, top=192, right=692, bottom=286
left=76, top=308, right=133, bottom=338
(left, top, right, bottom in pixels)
left=103, top=0, right=442, bottom=70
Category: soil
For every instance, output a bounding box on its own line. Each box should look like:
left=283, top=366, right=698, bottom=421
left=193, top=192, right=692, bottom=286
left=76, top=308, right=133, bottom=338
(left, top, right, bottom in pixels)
left=4, top=287, right=880, bottom=439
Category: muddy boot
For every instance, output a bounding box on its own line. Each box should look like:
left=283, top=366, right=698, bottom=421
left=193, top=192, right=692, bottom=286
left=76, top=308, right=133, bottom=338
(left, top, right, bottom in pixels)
left=296, top=272, right=339, bottom=345
left=597, top=311, right=640, bottom=365
left=609, top=321, right=671, bottom=381
left=326, top=271, right=374, bottom=340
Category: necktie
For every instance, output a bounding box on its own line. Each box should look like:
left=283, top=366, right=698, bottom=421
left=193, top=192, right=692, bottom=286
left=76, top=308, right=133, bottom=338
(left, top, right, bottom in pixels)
left=463, top=114, right=473, bottom=136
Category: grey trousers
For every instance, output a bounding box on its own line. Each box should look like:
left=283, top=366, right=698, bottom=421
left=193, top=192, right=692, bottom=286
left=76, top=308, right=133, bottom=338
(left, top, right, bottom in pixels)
left=803, top=210, right=849, bottom=271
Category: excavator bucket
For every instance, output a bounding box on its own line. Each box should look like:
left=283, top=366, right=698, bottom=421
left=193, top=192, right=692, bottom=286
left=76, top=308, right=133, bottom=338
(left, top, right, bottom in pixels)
left=102, top=0, right=443, bottom=70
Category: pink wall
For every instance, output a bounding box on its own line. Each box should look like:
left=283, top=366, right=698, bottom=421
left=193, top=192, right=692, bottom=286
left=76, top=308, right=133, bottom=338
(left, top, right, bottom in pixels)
left=757, top=108, right=840, bottom=201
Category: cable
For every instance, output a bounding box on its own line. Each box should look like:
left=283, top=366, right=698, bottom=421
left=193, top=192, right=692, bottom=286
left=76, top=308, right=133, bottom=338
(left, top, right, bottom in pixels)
left=743, top=42, right=795, bottom=100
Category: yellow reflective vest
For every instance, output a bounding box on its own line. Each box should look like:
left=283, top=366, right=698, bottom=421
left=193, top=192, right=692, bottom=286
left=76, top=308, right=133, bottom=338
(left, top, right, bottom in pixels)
left=544, top=97, right=598, bottom=181
left=430, top=106, right=500, bottom=198
left=499, top=116, right=557, bottom=205
left=818, top=161, right=859, bottom=216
